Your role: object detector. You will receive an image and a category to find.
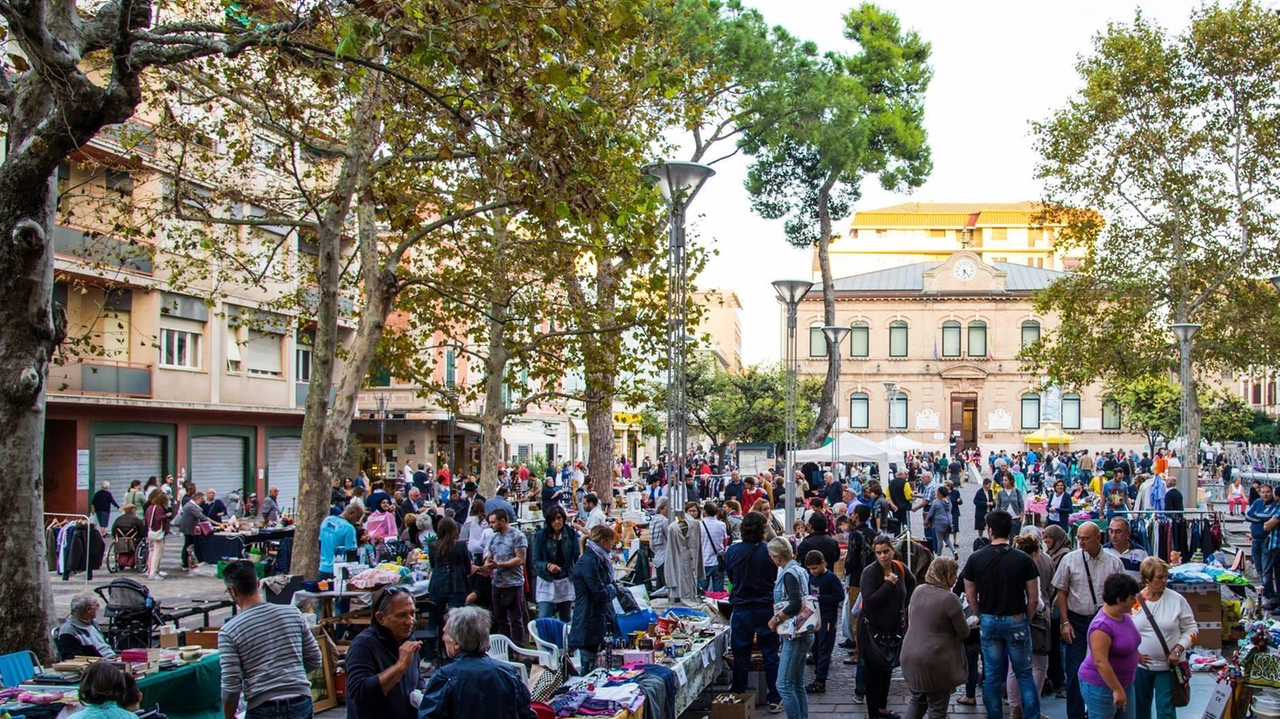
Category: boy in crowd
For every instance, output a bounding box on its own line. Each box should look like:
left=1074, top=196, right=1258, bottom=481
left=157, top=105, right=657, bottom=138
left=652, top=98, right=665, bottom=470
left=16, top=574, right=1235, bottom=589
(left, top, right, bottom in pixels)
left=804, top=550, right=843, bottom=695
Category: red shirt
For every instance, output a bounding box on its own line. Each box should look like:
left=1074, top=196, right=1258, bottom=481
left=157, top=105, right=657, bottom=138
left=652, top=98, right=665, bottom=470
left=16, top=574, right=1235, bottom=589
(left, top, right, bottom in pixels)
left=438, top=468, right=451, bottom=486
left=518, top=467, right=530, bottom=481
left=742, top=487, right=765, bottom=510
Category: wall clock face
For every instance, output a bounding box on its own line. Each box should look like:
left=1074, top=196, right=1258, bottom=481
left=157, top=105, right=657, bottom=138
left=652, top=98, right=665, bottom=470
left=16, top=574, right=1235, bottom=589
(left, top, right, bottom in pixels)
left=954, top=260, right=976, bottom=282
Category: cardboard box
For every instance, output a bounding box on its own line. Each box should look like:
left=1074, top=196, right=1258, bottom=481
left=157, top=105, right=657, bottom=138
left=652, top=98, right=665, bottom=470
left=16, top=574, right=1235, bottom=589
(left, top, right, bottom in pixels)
left=711, top=693, right=756, bottom=719
left=159, top=626, right=179, bottom=649
left=185, top=626, right=221, bottom=649
left=746, top=671, right=768, bottom=704
left=1176, top=583, right=1224, bottom=650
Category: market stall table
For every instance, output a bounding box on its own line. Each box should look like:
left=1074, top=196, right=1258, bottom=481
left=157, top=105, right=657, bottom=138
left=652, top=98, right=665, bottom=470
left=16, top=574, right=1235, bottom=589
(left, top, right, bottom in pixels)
left=160, top=597, right=235, bottom=628
left=669, top=626, right=729, bottom=716
left=203, top=527, right=295, bottom=564
left=137, top=653, right=222, bottom=719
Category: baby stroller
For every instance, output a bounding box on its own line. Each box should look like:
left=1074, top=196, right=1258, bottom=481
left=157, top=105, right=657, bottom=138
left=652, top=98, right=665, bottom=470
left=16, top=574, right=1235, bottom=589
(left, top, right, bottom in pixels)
left=107, top=529, right=147, bottom=573
left=94, top=577, right=162, bottom=650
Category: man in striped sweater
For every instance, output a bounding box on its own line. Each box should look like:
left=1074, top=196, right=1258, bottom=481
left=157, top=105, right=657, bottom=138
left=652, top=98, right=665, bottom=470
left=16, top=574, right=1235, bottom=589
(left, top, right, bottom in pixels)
left=219, top=561, right=321, bottom=719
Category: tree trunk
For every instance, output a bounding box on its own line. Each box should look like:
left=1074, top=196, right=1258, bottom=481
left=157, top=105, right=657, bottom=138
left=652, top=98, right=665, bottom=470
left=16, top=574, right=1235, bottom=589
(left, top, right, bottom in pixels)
left=291, top=85, right=381, bottom=579
left=0, top=182, right=60, bottom=660
left=805, top=180, right=840, bottom=448
left=585, top=261, right=620, bottom=509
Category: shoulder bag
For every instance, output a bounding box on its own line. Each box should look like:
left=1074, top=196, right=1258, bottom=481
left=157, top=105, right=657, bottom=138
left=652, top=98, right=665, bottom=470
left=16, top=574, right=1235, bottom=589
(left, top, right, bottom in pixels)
left=775, top=565, right=819, bottom=638
left=1137, top=594, right=1191, bottom=707
left=146, top=506, right=166, bottom=542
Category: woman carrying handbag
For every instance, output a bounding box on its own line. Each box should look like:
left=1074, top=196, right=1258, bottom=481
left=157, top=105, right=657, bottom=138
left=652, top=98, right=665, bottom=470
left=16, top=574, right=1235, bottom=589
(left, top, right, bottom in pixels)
left=766, top=538, right=817, bottom=719
left=859, top=535, right=915, bottom=719
left=1132, top=558, right=1196, bottom=718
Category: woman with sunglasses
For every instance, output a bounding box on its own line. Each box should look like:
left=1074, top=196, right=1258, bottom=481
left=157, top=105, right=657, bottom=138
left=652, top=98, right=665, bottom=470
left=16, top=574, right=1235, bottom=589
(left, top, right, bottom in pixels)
left=346, top=585, right=422, bottom=719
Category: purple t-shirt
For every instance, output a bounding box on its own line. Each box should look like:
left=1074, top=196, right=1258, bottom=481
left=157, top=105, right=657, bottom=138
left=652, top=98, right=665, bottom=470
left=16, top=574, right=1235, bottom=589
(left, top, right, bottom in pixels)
left=1079, top=610, right=1142, bottom=687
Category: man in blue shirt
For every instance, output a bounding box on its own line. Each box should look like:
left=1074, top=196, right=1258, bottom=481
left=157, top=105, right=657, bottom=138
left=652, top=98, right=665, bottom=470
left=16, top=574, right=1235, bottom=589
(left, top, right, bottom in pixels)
left=1247, top=483, right=1280, bottom=609
left=723, top=471, right=745, bottom=505
left=485, top=486, right=517, bottom=521
left=318, top=504, right=362, bottom=578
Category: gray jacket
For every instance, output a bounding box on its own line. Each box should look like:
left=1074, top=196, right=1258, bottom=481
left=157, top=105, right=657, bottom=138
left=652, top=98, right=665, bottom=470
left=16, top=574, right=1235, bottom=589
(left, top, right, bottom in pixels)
left=177, top=498, right=207, bottom=535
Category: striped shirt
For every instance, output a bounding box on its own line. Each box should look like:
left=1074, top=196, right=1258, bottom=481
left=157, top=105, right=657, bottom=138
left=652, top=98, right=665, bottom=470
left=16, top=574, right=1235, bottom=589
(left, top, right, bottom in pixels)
left=218, top=602, right=321, bottom=708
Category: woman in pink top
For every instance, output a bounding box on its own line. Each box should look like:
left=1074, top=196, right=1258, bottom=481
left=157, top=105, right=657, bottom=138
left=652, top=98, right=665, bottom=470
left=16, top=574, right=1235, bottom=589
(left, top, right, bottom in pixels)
left=1079, top=573, right=1146, bottom=719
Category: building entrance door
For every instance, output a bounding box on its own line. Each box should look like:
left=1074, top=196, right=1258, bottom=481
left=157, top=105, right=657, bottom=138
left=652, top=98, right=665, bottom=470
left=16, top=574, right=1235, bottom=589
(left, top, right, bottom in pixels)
left=950, top=394, right=979, bottom=452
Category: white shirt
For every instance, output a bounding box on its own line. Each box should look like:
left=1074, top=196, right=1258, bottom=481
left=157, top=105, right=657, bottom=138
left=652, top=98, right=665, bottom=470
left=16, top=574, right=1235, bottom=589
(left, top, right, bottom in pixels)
left=1052, top=548, right=1126, bottom=616
left=700, top=517, right=728, bottom=568
left=1131, top=589, right=1198, bottom=671
left=584, top=506, right=608, bottom=530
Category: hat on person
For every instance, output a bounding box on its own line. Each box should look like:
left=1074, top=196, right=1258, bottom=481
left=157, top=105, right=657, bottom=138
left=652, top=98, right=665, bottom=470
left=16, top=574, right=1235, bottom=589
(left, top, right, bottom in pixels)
left=464, top=482, right=478, bottom=492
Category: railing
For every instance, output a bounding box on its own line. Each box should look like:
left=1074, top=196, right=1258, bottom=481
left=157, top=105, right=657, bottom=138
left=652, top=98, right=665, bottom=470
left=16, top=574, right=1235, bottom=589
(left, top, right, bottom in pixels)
left=53, top=224, right=154, bottom=274
left=49, top=359, right=153, bottom=398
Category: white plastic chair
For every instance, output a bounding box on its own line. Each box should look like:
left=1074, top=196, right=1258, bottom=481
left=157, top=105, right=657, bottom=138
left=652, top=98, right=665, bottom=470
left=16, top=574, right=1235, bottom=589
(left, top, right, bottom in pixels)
left=528, top=619, right=571, bottom=667
left=488, top=633, right=553, bottom=669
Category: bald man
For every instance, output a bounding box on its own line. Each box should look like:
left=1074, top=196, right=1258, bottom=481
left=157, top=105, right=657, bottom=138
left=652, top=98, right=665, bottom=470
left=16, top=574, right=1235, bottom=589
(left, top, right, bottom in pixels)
left=1052, top=522, right=1125, bottom=719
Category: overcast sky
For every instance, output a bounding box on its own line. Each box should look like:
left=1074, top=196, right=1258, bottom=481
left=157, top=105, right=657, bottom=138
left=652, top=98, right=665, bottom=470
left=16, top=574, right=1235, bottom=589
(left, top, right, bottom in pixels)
left=690, top=0, right=1205, bottom=365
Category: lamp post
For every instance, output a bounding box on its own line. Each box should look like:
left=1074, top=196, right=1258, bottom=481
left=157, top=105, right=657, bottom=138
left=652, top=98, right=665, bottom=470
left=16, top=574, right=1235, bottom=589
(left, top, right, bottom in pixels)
left=1170, top=322, right=1201, bottom=505
left=644, top=161, right=715, bottom=520
left=883, top=381, right=898, bottom=434
left=774, top=279, right=814, bottom=529
left=1271, top=275, right=1280, bottom=293
left=376, top=394, right=389, bottom=487
left=822, top=325, right=851, bottom=483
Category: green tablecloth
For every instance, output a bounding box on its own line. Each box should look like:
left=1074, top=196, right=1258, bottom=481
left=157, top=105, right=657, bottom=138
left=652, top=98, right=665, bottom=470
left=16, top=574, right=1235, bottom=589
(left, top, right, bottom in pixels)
left=138, top=653, right=222, bottom=719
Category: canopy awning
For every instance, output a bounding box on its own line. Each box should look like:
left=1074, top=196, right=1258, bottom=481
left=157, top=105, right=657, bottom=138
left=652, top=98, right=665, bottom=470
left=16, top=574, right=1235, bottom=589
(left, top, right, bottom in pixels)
left=880, top=435, right=925, bottom=452
left=791, top=432, right=893, bottom=484
left=1023, top=426, right=1074, bottom=444
left=570, top=418, right=589, bottom=434
left=503, top=424, right=554, bottom=446
left=455, top=422, right=483, bottom=436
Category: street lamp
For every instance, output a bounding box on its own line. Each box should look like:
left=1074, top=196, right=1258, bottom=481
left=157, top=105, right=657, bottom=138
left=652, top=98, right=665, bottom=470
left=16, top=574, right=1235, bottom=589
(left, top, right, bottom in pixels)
left=822, top=325, right=851, bottom=482
left=774, top=279, right=814, bottom=529
left=883, top=381, right=899, bottom=434
left=644, top=160, right=715, bottom=522
left=1170, top=322, right=1201, bottom=505
left=376, top=394, right=389, bottom=488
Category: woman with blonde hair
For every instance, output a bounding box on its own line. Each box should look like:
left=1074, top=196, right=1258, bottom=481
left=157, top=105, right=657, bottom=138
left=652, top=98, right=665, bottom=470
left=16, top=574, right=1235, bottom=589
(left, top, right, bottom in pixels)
left=1131, top=557, right=1196, bottom=719
left=751, top=498, right=783, bottom=539
left=900, top=557, right=968, bottom=719
left=569, top=524, right=618, bottom=671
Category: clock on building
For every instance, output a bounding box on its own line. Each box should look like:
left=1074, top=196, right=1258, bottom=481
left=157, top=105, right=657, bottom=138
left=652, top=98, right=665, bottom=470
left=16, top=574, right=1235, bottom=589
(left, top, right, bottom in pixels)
left=953, top=259, right=976, bottom=282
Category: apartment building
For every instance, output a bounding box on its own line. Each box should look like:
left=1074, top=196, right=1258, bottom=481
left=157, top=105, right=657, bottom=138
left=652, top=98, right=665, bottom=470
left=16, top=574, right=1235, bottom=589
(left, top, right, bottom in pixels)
left=692, top=289, right=743, bottom=373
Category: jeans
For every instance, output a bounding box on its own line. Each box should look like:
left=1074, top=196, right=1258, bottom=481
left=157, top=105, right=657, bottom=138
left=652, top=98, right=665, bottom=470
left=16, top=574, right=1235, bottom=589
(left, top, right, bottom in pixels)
left=933, top=530, right=955, bottom=557
left=811, top=611, right=837, bottom=684
left=1064, top=611, right=1093, bottom=719
left=1081, top=679, right=1135, bottom=719
left=855, top=655, right=866, bottom=695
left=537, top=601, right=572, bottom=621
left=1007, top=653, right=1048, bottom=708
left=1133, top=667, right=1176, bottom=719
left=777, top=634, right=814, bottom=719
left=701, top=564, right=725, bottom=592
left=980, top=614, right=1040, bottom=719
left=491, top=585, right=528, bottom=644
left=904, top=690, right=952, bottom=719
left=729, top=606, right=780, bottom=704
left=1254, top=539, right=1277, bottom=602
left=245, top=696, right=313, bottom=719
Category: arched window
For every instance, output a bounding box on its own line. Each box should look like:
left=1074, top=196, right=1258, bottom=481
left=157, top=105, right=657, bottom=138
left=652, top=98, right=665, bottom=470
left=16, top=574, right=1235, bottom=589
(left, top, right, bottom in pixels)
left=941, top=321, right=961, bottom=357
left=889, top=392, right=908, bottom=429
left=1102, top=399, right=1122, bottom=430
left=849, top=393, right=870, bottom=428
left=849, top=321, right=869, bottom=358
left=889, top=321, right=908, bottom=358
left=1021, top=393, right=1041, bottom=430
left=968, top=320, right=987, bottom=357
left=809, top=324, right=825, bottom=357
left=1062, top=393, right=1081, bottom=430
left=1021, top=320, right=1041, bottom=349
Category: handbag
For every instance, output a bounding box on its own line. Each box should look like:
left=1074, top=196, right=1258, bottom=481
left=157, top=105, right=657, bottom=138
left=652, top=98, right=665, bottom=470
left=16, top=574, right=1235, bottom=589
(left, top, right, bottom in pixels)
left=776, top=594, right=820, bottom=637
left=1137, top=594, right=1191, bottom=708
left=146, top=506, right=165, bottom=542
left=196, top=520, right=215, bottom=536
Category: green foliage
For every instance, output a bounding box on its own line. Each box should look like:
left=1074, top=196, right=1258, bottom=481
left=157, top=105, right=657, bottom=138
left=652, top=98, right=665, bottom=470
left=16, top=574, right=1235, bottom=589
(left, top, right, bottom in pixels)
left=1110, top=375, right=1182, bottom=453
left=1026, top=1, right=1280, bottom=391
left=1201, top=391, right=1255, bottom=444
left=1250, top=412, right=1280, bottom=445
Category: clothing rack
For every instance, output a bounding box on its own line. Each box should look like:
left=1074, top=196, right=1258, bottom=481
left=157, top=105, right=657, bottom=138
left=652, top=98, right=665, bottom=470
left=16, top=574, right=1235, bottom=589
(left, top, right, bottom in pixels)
left=45, top=512, right=93, bottom=586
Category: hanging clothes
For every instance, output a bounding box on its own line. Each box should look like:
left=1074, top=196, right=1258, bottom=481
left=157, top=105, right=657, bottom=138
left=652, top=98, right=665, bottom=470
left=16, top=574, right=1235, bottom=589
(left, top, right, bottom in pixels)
left=665, top=517, right=703, bottom=604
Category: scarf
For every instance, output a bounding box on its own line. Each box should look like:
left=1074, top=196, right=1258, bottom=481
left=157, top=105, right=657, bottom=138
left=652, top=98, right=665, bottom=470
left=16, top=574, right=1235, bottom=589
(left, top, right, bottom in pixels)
left=65, top=615, right=116, bottom=657
left=586, top=539, right=611, bottom=563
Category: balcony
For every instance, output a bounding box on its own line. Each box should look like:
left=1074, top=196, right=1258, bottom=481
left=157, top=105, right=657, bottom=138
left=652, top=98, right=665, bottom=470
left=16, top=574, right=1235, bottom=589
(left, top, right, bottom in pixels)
left=53, top=225, right=154, bottom=274
left=49, top=359, right=153, bottom=398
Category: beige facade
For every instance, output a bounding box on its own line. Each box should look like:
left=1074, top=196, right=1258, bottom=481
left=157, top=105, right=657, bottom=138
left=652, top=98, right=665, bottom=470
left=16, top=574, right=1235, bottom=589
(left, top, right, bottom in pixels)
left=692, top=289, right=743, bottom=372
left=790, top=251, right=1146, bottom=456
left=823, top=201, right=1086, bottom=278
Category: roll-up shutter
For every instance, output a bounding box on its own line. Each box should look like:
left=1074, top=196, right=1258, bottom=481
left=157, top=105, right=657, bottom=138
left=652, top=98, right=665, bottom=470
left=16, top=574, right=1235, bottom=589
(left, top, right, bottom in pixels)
left=267, top=436, right=302, bottom=515
left=94, top=435, right=163, bottom=489
left=190, top=436, right=247, bottom=499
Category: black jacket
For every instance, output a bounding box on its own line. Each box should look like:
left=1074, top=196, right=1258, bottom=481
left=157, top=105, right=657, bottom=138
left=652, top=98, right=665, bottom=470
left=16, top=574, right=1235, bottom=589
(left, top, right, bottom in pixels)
left=725, top=540, right=777, bottom=609
left=532, top=524, right=580, bottom=583
left=796, top=533, right=840, bottom=570
left=345, top=623, right=421, bottom=719
left=568, top=545, right=615, bottom=648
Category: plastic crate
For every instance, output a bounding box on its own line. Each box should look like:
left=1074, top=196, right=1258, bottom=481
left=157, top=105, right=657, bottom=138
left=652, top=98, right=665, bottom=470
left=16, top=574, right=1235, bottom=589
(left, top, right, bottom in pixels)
left=216, top=559, right=268, bottom=579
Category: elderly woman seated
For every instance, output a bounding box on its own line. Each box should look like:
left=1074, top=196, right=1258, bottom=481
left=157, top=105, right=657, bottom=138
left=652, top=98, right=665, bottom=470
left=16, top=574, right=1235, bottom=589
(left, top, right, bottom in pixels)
left=417, top=606, right=536, bottom=719
left=57, top=592, right=117, bottom=660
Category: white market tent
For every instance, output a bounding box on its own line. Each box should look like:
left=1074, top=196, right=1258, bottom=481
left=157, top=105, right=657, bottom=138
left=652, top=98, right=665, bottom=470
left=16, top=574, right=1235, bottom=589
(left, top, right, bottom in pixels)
left=880, top=434, right=925, bottom=453
left=792, top=432, right=894, bottom=486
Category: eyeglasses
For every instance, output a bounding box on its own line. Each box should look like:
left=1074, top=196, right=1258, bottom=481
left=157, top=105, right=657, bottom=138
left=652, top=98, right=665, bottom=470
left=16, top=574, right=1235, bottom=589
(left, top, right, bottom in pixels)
left=374, top=585, right=413, bottom=614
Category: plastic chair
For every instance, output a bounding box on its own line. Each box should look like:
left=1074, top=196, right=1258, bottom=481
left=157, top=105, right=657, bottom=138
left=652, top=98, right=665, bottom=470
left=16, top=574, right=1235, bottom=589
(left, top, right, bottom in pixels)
left=528, top=619, right=570, bottom=666
left=0, top=651, right=41, bottom=688
left=487, top=634, right=552, bottom=669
